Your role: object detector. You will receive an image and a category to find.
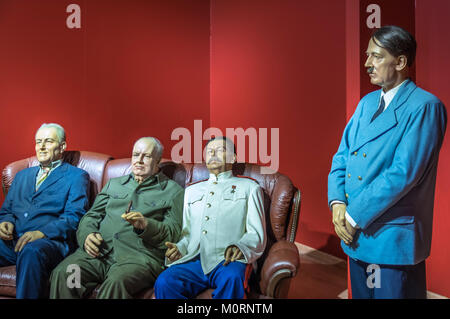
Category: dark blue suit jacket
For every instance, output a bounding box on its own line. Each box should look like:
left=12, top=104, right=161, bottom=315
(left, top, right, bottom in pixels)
left=0, top=162, right=90, bottom=256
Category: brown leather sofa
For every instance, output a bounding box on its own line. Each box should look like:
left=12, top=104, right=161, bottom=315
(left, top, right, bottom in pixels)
left=0, top=151, right=301, bottom=299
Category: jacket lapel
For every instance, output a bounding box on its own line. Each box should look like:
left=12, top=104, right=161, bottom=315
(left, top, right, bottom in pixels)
left=351, top=79, right=416, bottom=152
left=33, top=162, right=68, bottom=197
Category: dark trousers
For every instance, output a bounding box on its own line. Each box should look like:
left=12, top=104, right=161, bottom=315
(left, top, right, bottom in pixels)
left=154, top=255, right=247, bottom=299
left=0, top=238, right=64, bottom=298
left=349, top=257, right=427, bottom=299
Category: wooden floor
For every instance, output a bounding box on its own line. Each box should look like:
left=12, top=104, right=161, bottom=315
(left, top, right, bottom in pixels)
left=286, top=243, right=348, bottom=299
left=286, top=243, right=448, bottom=299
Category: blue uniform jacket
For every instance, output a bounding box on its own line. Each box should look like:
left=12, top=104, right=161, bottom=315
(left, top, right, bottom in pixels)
left=0, top=162, right=90, bottom=256
left=328, top=79, right=447, bottom=265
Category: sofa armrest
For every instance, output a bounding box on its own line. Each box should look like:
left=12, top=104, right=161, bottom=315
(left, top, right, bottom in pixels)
left=259, top=240, right=300, bottom=298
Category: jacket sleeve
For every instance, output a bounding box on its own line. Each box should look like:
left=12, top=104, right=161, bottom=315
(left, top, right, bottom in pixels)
left=39, top=170, right=90, bottom=241
left=76, top=180, right=111, bottom=248
left=347, top=102, right=447, bottom=229
left=138, top=187, right=184, bottom=250
left=0, top=172, right=21, bottom=225
left=232, top=185, right=267, bottom=264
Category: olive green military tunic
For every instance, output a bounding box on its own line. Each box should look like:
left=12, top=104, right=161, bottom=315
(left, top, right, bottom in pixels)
left=49, top=171, right=184, bottom=299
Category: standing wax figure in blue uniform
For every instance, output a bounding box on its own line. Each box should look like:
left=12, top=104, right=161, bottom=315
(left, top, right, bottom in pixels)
left=328, top=26, right=447, bottom=299
left=154, top=137, right=266, bottom=299
left=0, top=123, right=90, bottom=298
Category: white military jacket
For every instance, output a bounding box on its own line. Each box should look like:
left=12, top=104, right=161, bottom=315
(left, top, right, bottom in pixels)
left=167, top=170, right=266, bottom=274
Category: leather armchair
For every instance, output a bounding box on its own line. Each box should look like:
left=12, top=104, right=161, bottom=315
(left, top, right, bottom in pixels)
left=0, top=151, right=301, bottom=299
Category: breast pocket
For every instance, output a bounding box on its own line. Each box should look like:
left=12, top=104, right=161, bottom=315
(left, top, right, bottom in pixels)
left=222, top=191, right=247, bottom=201
left=106, top=193, right=130, bottom=213
left=143, top=199, right=167, bottom=221
left=188, top=194, right=204, bottom=206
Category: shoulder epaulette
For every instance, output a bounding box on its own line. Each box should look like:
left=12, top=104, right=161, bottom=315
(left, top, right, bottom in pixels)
left=236, top=175, right=259, bottom=183
left=186, top=179, right=208, bottom=187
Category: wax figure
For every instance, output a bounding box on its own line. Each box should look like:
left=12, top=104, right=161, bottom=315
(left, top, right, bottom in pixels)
left=50, top=137, right=184, bottom=298
left=328, top=25, right=447, bottom=298
left=154, top=136, right=266, bottom=299
left=0, top=123, right=90, bottom=298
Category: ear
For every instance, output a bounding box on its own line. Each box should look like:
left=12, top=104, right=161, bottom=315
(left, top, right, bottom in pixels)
left=395, top=55, right=408, bottom=71
left=230, top=153, right=237, bottom=164
left=60, top=141, right=67, bottom=152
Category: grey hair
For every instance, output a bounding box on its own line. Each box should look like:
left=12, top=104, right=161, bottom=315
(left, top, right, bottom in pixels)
left=135, top=137, right=164, bottom=161
left=35, top=123, right=66, bottom=143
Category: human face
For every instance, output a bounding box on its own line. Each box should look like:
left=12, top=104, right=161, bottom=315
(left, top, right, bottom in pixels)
left=35, top=127, right=66, bottom=166
left=205, top=139, right=236, bottom=175
left=364, top=37, right=406, bottom=92
left=131, top=140, right=159, bottom=180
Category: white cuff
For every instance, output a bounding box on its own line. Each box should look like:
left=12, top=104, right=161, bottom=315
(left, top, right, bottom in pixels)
left=345, top=211, right=359, bottom=229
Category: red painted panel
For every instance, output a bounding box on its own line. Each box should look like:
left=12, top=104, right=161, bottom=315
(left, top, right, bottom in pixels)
left=416, top=0, right=450, bottom=298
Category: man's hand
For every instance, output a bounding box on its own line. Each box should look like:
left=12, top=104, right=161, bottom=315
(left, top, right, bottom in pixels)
left=345, top=219, right=357, bottom=237
left=84, top=232, right=104, bottom=258
left=14, top=230, right=45, bottom=252
left=0, top=222, right=14, bottom=241
left=122, top=211, right=148, bottom=230
left=165, top=242, right=182, bottom=262
left=223, top=245, right=244, bottom=266
left=332, top=203, right=353, bottom=245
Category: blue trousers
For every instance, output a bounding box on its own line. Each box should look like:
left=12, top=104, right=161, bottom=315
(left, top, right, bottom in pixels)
left=0, top=238, right=65, bottom=299
left=349, top=257, right=427, bottom=299
left=154, top=256, right=247, bottom=299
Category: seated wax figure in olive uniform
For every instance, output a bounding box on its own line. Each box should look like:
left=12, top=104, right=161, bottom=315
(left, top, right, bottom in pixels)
left=49, top=137, right=184, bottom=299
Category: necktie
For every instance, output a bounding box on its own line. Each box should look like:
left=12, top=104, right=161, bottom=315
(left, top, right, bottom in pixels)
left=36, top=167, right=51, bottom=190
left=371, top=96, right=385, bottom=123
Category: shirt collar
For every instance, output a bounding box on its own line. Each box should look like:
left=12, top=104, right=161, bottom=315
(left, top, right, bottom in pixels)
left=381, top=79, right=408, bottom=109
left=123, top=171, right=167, bottom=189
left=39, top=159, right=62, bottom=170
left=208, top=170, right=233, bottom=182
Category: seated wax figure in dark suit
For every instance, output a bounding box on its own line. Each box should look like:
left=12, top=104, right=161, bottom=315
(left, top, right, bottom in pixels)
left=0, top=123, right=90, bottom=298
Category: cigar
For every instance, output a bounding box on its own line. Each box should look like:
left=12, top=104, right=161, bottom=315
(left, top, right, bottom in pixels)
left=122, top=200, right=133, bottom=219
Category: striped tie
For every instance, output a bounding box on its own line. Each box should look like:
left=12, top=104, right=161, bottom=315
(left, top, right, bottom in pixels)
left=36, top=167, right=51, bottom=190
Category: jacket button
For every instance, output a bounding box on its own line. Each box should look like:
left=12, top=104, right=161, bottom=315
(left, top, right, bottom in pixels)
left=210, top=191, right=214, bottom=195
left=202, top=230, right=207, bottom=235
left=213, top=182, right=218, bottom=184
left=205, top=216, right=209, bottom=221
left=206, top=203, right=211, bottom=208
left=363, top=153, right=367, bottom=157
left=114, top=233, right=119, bottom=239
left=24, top=213, right=28, bottom=218
left=358, top=176, right=362, bottom=180
left=345, top=193, right=349, bottom=198
left=353, top=152, right=358, bottom=156
left=347, top=174, right=351, bottom=178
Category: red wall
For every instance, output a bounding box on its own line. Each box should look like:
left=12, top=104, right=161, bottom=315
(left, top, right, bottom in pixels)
left=416, top=0, right=450, bottom=298
left=0, top=0, right=211, bottom=202
left=210, top=0, right=347, bottom=258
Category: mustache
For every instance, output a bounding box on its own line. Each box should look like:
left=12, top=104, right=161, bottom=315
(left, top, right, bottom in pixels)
left=367, top=67, right=375, bottom=74
left=207, top=157, right=222, bottom=164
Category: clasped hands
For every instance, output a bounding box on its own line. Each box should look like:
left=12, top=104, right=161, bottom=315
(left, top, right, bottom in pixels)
left=332, top=203, right=357, bottom=245
left=0, top=221, right=45, bottom=252
left=84, top=210, right=148, bottom=258
left=164, top=242, right=243, bottom=266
